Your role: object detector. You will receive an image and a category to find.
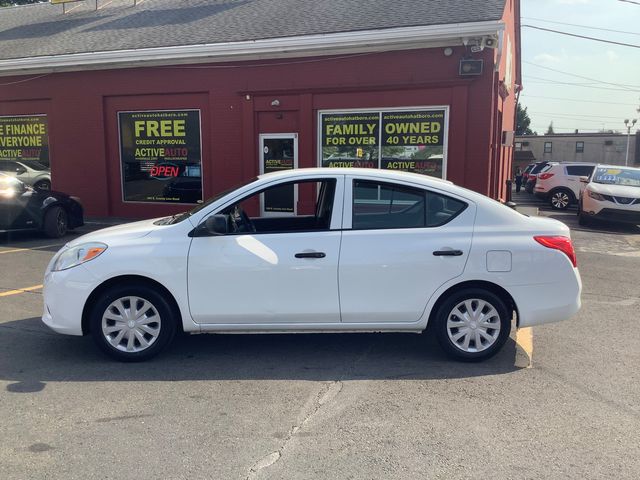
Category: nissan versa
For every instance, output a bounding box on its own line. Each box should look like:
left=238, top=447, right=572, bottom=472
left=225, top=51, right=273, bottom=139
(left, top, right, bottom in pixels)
left=42, top=169, right=582, bottom=362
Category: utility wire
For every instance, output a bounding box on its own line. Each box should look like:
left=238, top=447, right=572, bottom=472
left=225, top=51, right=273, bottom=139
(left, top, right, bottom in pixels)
left=526, top=78, right=640, bottom=93
left=531, top=117, right=625, bottom=125
left=619, top=0, right=640, bottom=5
left=520, top=95, right=636, bottom=106
left=530, top=115, right=627, bottom=125
left=524, top=61, right=640, bottom=90
left=529, top=111, right=627, bottom=120
left=522, top=17, right=640, bottom=36
left=529, top=125, right=623, bottom=131
left=522, top=25, right=640, bottom=48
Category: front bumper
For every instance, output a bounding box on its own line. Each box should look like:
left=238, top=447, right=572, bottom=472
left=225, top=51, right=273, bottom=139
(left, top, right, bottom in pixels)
left=534, top=189, right=548, bottom=200
left=582, top=195, right=640, bottom=225
left=42, top=264, right=97, bottom=336
left=590, top=208, right=640, bottom=225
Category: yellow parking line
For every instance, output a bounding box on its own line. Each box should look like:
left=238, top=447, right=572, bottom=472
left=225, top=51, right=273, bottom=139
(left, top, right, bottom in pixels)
left=0, top=244, right=63, bottom=255
left=514, top=327, right=533, bottom=368
left=0, top=285, right=43, bottom=297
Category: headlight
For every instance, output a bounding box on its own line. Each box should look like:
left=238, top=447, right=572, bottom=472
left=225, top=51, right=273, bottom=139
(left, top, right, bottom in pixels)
left=587, top=190, right=605, bottom=201
left=51, top=242, right=107, bottom=271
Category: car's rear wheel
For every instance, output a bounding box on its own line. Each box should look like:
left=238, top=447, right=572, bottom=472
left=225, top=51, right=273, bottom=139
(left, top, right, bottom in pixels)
left=550, top=189, right=574, bottom=210
left=434, top=288, right=511, bottom=362
left=90, top=284, right=177, bottom=362
left=43, top=206, right=68, bottom=238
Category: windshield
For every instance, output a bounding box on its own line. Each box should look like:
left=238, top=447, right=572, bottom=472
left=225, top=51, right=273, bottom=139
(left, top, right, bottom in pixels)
left=592, top=167, right=640, bottom=188
left=154, top=176, right=260, bottom=225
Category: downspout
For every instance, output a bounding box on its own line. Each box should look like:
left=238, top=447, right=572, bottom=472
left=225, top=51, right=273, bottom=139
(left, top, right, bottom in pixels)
left=490, top=29, right=505, bottom=199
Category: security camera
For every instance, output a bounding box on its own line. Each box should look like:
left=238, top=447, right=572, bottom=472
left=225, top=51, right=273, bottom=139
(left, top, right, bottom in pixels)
left=482, top=36, right=499, bottom=49
left=469, top=38, right=484, bottom=53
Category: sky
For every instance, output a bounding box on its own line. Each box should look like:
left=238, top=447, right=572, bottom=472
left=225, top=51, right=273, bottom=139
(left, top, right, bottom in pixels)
left=519, top=0, right=640, bottom=134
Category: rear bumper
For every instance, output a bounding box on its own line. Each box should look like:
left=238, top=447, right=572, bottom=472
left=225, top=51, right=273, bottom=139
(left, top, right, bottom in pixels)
left=509, top=269, right=582, bottom=328
left=534, top=190, right=548, bottom=200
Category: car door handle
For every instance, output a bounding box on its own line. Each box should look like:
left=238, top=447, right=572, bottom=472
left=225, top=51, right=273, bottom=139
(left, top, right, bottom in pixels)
left=433, top=250, right=464, bottom=256
left=295, top=252, right=326, bottom=259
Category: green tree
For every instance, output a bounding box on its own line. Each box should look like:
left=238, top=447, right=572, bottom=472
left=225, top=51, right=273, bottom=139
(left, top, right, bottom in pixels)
left=546, top=121, right=555, bottom=135
left=0, top=0, right=45, bottom=6
left=516, top=104, right=533, bottom=135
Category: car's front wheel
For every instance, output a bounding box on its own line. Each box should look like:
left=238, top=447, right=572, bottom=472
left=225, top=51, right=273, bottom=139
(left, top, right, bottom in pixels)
left=434, top=288, right=512, bottom=362
left=90, top=284, right=177, bottom=362
left=43, top=206, right=68, bottom=238
left=578, top=208, right=592, bottom=227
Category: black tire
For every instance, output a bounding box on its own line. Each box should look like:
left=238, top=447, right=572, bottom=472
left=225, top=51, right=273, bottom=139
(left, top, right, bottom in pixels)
left=549, top=188, right=574, bottom=210
left=34, top=180, right=51, bottom=190
left=89, top=284, right=177, bottom=362
left=433, top=288, right=512, bottom=362
left=43, top=206, right=68, bottom=238
left=578, top=209, right=592, bottom=227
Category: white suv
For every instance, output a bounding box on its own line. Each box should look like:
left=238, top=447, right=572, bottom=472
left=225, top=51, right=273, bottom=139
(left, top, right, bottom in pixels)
left=534, top=162, right=596, bottom=210
left=578, top=165, right=640, bottom=226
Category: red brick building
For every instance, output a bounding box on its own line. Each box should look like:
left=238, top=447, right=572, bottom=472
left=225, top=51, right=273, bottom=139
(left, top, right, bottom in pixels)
left=0, top=0, right=521, bottom=218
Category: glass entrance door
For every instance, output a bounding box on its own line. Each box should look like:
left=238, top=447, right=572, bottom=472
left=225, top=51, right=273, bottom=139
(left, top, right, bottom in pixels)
left=259, top=133, right=298, bottom=216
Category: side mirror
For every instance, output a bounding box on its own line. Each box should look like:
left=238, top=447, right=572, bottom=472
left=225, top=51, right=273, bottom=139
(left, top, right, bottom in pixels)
left=204, top=214, right=229, bottom=235
left=579, top=176, right=589, bottom=184
left=15, top=166, right=27, bottom=175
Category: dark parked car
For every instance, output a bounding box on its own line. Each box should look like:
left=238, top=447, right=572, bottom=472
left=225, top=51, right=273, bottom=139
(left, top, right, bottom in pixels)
left=0, top=173, right=84, bottom=238
left=524, top=161, right=550, bottom=194
left=522, top=163, right=535, bottom=183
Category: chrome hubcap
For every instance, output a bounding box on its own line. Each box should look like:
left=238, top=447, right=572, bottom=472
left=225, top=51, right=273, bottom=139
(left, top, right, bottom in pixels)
left=552, top=192, right=570, bottom=209
left=101, top=296, right=161, bottom=353
left=446, top=299, right=501, bottom=353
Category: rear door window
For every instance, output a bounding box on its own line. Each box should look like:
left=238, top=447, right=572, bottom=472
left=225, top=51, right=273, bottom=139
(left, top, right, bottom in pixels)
left=352, top=180, right=467, bottom=229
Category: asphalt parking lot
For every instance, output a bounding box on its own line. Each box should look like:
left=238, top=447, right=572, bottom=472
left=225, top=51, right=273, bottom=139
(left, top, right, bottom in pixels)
left=1, top=211, right=640, bottom=480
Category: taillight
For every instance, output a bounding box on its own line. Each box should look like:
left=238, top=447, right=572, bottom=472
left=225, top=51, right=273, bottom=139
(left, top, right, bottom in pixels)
left=538, top=173, right=554, bottom=180
left=534, top=236, right=577, bottom=267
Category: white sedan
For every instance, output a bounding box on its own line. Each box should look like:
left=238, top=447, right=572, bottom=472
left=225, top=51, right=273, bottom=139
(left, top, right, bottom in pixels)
left=42, top=168, right=582, bottom=362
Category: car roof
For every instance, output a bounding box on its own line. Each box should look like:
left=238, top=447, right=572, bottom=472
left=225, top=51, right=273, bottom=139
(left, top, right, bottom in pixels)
left=258, top=167, right=454, bottom=186
left=547, top=161, right=597, bottom=166
left=252, top=167, right=515, bottom=212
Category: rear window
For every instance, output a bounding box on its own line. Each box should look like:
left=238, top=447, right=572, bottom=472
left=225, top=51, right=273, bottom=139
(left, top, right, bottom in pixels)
left=530, top=163, right=549, bottom=174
